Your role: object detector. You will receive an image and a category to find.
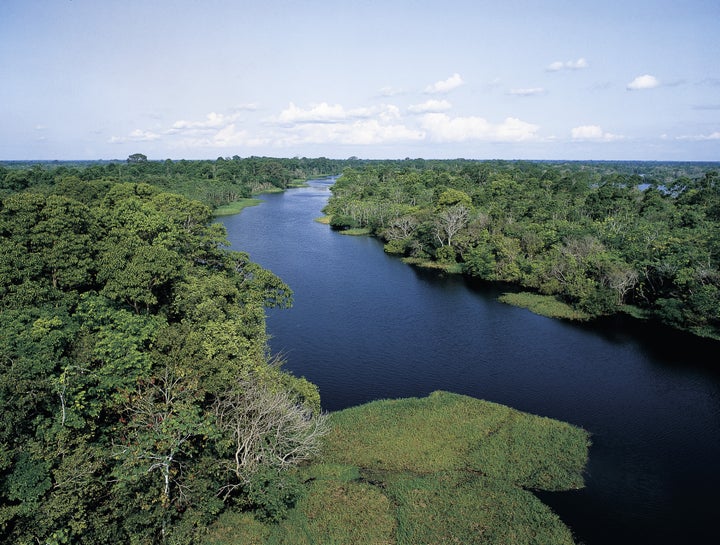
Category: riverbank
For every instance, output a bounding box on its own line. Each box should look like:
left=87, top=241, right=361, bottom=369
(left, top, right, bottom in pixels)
left=207, top=391, right=591, bottom=545
left=213, top=179, right=319, bottom=217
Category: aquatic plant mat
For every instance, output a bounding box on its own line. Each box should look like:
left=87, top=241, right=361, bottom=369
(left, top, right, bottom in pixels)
left=207, top=391, right=591, bottom=544
left=212, top=198, right=262, bottom=216
left=498, top=291, right=592, bottom=321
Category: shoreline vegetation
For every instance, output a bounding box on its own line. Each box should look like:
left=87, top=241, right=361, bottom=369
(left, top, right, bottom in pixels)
left=213, top=178, right=312, bottom=217
left=319, top=212, right=598, bottom=320
left=322, top=161, right=720, bottom=341
left=207, top=391, right=591, bottom=545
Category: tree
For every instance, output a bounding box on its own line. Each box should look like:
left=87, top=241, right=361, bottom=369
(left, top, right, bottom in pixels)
left=127, top=153, right=148, bottom=163
left=212, top=375, right=328, bottom=498
left=433, top=203, right=470, bottom=249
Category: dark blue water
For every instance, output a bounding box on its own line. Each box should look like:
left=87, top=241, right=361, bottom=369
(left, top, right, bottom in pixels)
left=220, top=177, right=720, bottom=545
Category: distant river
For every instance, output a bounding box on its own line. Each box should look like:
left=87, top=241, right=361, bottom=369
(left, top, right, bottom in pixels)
left=220, top=177, right=720, bottom=545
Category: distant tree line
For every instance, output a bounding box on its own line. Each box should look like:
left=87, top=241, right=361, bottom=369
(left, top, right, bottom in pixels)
left=0, top=155, right=355, bottom=209
left=323, top=160, right=720, bottom=339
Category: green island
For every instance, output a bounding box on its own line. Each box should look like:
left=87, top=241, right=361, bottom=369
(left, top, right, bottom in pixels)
left=213, top=198, right=263, bottom=217
left=0, top=156, right=715, bottom=543
left=208, top=391, right=590, bottom=545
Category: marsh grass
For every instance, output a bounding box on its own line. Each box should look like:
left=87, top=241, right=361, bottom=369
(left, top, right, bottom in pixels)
left=401, top=257, right=464, bottom=274
left=206, top=391, right=590, bottom=544
left=338, top=227, right=372, bottom=236
left=385, top=471, right=577, bottom=545
left=498, top=291, right=592, bottom=321
left=212, top=198, right=262, bottom=216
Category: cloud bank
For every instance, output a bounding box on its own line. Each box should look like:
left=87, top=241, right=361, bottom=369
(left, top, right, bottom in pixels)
left=571, top=125, right=623, bottom=142
left=421, top=114, right=539, bottom=142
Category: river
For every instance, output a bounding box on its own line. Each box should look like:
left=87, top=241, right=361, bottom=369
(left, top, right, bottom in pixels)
left=219, top=176, right=720, bottom=545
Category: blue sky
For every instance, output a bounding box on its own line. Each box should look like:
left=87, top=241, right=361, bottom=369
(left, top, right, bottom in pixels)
left=2, top=0, right=719, bottom=161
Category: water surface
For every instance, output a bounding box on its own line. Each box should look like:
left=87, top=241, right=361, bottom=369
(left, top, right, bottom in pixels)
left=220, top=177, right=720, bottom=545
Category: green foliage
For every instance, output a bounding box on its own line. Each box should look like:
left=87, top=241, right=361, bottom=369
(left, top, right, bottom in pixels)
left=324, top=160, right=720, bottom=339
left=0, top=181, right=324, bottom=544
left=1, top=156, right=345, bottom=212
left=242, top=468, right=304, bottom=523
left=463, top=241, right=496, bottom=279
left=386, top=471, right=575, bottom=545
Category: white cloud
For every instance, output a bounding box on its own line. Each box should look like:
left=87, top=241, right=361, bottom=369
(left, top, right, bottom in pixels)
left=424, top=73, right=464, bottom=94
left=421, top=113, right=539, bottom=142
left=211, top=124, right=270, bottom=147
left=408, top=99, right=452, bottom=113
left=275, top=119, right=424, bottom=146
left=109, top=103, right=420, bottom=151
left=275, top=102, right=401, bottom=125
left=277, top=102, right=349, bottom=124
left=571, top=125, right=623, bottom=141
left=336, top=120, right=425, bottom=145
left=508, top=87, right=545, bottom=96
left=675, top=131, right=720, bottom=141
left=627, top=74, right=660, bottom=90
left=109, top=129, right=161, bottom=143
left=171, top=112, right=237, bottom=131
left=271, top=102, right=422, bottom=145
left=547, top=58, right=588, bottom=71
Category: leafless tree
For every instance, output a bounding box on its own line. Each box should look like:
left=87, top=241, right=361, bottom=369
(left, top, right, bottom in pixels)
left=434, top=204, right=469, bottom=247
left=384, top=215, right=418, bottom=241
left=213, top=377, right=329, bottom=497
left=607, top=266, right=639, bottom=305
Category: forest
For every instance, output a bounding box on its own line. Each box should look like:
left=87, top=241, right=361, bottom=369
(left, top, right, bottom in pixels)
left=0, top=156, right=350, bottom=209
left=0, top=157, right=335, bottom=544
left=323, top=160, right=720, bottom=339
left=0, top=156, right=716, bottom=543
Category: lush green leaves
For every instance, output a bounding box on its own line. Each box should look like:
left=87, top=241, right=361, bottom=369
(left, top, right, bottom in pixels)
left=0, top=180, right=322, bottom=544
left=325, top=161, right=720, bottom=339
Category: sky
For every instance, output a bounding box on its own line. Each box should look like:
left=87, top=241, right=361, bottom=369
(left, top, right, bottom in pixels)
left=1, top=0, right=719, bottom=161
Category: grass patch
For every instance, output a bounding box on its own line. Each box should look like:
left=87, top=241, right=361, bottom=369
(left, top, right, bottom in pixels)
left=314, top=216, right=331, bottom=224
left=498, top=291, right=592, bottom=321
left=213, top=198, right=262, bottom=216
left=338, top=227, right=372, bottom=236
left=385, top=471, right=576, bottom=545
left=401, top=257, right=464, bottom=274
left=323, top=391, right=589, bottom=489
left=208, top=391, right=590, bottom=544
